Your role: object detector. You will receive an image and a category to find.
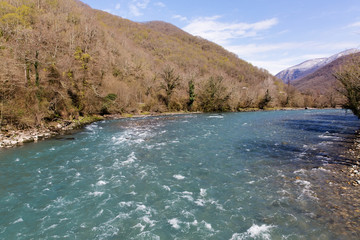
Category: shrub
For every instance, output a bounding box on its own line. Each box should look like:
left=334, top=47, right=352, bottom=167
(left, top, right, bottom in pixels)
left=198, top=76, right=231, bottom=112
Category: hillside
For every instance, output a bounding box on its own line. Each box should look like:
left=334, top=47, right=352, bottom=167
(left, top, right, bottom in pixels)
left=292, top=52, right=360, bottom=93
left=289, top=53, right=360, bottom=107
left=0, top=0, right=303, bottom=129
left=276, top=49, right=360, bottom=83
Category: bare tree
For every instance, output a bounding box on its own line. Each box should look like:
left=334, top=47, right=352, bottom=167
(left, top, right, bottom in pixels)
left=160, top=66, right=180, bottom=108
left=334, top=57, right=360, bottom=117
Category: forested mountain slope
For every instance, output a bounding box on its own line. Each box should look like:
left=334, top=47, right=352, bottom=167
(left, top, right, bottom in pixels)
left=276, top=49, right=360, bottom=83
left=289, top=53, right=360, bottom=107
left=0, top=0, right=299, bottom=129
left=293, top=52, right=360, bottom=93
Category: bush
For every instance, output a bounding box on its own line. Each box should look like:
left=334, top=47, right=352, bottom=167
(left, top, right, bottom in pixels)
left=334, top=57, right=360, bottom=117
left=258, top=89, right=271, bottom=109
left=198, top=76, right=231, bottom=112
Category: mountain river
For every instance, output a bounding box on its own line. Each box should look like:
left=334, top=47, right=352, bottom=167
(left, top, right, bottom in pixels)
left=0, top=109, right=359, bottom=239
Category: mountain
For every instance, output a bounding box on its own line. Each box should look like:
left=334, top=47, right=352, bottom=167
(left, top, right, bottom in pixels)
left=292, top=52, right=360, bottom=94
left=0, top=0, right=292, bottom=129
left=276, top=49, right=360, bottom=83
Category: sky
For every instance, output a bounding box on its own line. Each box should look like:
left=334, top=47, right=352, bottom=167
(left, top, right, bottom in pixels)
left=81, top=0, right=360, bottom=75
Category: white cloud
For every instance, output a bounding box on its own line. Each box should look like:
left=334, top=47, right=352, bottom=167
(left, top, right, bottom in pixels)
left=227, top=41, right=359, bottom=59
left=154, top=2, right=165, bottom=7
left=226, top=43, right=305, bottom=74
left=172, top=14, right=188, bottom=22
left=182, top=16, right=278, bottom=45
left=182, top=14, right=359, bottom=74
left=129, top=0, right=150, bottom=17
left=115, top=3, right=121, bottom=10
left=136, top=0, right=150, bottom=9
left=348, top=21, right=360, bottom=28
left=248, top=59, right=291, bottom=75
left=226, top=43, right=301, bottom=56
left=226, top=41, right=359, bottom=74
left=129, top=4, right=142, bottom=16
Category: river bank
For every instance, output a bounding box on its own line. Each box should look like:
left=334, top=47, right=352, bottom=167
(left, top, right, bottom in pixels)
left=306, top=131, right=360, bottom=238
left=0, top=107, right=310, bottom=149
left=0, top=116, right=104, bottom=148
left=0, top=111, right=201, bottom=149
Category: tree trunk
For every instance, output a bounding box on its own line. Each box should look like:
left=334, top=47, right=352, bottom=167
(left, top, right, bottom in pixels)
left=35, top=51, right=40, bottom=86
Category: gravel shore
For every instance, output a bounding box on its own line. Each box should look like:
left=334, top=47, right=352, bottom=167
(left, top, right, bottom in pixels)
left=0, top=112, right=195, bottom=148
left=0, top=120, right=78, bottom=148
left=314, top=131, right=360, bottom=238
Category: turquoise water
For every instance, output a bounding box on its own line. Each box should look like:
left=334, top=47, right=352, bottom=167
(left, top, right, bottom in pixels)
left=0, top=109, right=359, bottom=239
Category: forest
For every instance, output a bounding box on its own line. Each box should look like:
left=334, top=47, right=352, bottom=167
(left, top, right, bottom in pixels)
left=0, top=0, right=343, bottom=130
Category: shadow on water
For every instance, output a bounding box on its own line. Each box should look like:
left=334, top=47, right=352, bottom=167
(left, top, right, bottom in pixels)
left=280, top=113, right=359, bottom=167
left=282, top=112, right=358, bottom=134
left=283, top=119, right=352, bottom=134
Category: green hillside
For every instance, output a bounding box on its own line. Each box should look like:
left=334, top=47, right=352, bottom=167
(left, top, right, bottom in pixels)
left=0, top=0, right=303, bottom=129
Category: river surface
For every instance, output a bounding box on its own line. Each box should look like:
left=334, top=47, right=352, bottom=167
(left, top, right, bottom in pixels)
left=0, top=109, right=359, bottom=239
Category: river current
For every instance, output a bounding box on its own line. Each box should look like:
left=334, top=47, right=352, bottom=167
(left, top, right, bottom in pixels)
left=0, top=109, right=359, bottom=239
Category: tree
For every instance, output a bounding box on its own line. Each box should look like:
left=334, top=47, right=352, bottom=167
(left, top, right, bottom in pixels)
left=160, top=66, right=180, bottom=108
left=187, top=78, right=195, bottom=110
left=258, top=89, right=272, bottom=109
left=199, top=76, right=231, bottom=112
left=334, top=58, right=360, bottom=117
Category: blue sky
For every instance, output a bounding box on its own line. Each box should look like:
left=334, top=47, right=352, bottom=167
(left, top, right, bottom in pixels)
left=81, top=0, right=360, bottom=74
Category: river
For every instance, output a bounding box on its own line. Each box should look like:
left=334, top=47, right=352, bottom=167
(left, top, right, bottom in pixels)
left=0, top=109, right=359, bottom=239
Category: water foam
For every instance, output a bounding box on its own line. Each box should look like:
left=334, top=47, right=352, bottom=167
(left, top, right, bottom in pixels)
left=200, top=188, right=207, bottom=197
left=231, top=224, right=275, bottom=240
left=201, top=220, right=214, bottom=231
left=89, top=191, right=104, bottom=197
left=208, top=115, right=224, bottom=119
left=96, top=180, right=107, bottom=186
left=142, top=216, right=156, bottom=227
left=162, top=185, right=171, bottom=191
left=95, top=209, right=104, bottom=217
left=319, top=132, right=341, bottom=140
left=112, top=127, right=154, bottom=146
left=135, top=204, right=153, bottom=215
left=119, top=201, right=133, bottom=207
left=173, top=174, right=185, bottom=180
left=168, top=218, right=181, bottom=229
left=194, top=198, right=206, bottom=206
left=120, top=152, right=137, bottom=166
left=295, top=179, right=318, bottom=200
left=181, top=191, right=194, bottom=201
left=136, top=231, right=160, bottom=240
left=133, top=223, right=146, bottom=232
left=12, top=218, right=23, bottom=224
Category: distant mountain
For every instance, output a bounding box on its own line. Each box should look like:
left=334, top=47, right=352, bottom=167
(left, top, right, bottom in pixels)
left=276, top=49, right=360, bottom=82
left=292, top=52, right=360, bottom=93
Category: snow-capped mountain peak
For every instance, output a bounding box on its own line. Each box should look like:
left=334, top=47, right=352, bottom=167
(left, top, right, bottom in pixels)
left=276, top=48, right=360, bottom=82
left=287, top=58, right=326, bottom=71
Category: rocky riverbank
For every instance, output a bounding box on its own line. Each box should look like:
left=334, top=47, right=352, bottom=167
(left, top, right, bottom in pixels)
left=313, top=131, right=360, bottom=238
left=0, top=116, right=104, bottom=149
left=341, top=131, right=360, bottom=186
left=0, top=112, right=195, bottom=149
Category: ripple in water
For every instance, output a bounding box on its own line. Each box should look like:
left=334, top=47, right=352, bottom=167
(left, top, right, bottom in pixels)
left=0, top=110, right=359, bottom=239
